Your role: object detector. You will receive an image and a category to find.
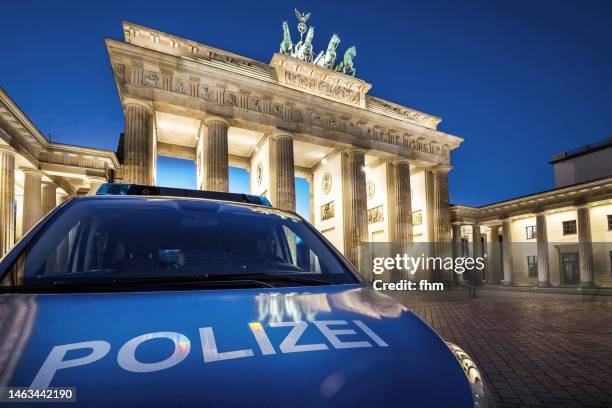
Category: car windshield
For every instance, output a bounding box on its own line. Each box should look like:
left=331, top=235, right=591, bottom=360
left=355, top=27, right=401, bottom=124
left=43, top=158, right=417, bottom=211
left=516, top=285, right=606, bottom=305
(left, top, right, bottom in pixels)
left=2, top=197, right=358, bottom=290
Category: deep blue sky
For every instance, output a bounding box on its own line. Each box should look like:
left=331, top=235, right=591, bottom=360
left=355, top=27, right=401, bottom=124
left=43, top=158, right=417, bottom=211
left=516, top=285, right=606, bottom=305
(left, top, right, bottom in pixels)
left=1, top=0, right=611, bottom=214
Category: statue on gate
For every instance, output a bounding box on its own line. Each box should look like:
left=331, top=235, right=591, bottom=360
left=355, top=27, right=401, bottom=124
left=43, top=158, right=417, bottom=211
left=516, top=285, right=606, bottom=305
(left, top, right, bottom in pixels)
left=279, top=21, right=293, bottom=55
left=334, top=46, right=357, bottom=76
left=314, top=34, right=340, bottom=69
left=294, top=26, right=315, bottom=62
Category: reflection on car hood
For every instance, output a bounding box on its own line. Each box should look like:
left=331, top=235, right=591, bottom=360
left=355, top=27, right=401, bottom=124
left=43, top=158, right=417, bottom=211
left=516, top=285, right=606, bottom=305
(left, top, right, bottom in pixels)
left=0, top=284, right=473, bottom=407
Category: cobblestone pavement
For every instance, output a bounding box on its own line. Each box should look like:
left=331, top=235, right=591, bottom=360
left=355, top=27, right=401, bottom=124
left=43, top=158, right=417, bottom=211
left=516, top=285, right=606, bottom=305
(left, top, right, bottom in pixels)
left=390, top=291, right=612, bottom=407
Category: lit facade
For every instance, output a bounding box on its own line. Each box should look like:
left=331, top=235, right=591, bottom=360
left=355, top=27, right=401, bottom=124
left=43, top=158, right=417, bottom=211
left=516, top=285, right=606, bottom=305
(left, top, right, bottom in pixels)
left=0, top=22, right=462, bottom=276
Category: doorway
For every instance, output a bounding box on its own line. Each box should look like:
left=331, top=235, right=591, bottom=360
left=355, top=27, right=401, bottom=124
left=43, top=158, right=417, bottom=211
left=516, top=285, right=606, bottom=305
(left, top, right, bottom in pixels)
left=560, top=252, right=580, bottom=285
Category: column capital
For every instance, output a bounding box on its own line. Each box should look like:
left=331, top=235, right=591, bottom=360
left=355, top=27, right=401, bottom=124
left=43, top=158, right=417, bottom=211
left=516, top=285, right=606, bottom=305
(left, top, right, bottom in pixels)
left=343, top=147, right=366, bottom=156
left=204, top=115, right=230, bottom=126
left=271, top=129, right=294, bottom=140
left=392, top=158, right=412, bottom=166
left=41, top=180, right=57, bottom=188
left=87, top=176, right=108, bottom=183
left=21, top=168, right=44, bottom=177
left=431, top=164, right=452, bottom=174
left=451, top=221, right=463, bottom=226
left=574, top=202, right=590, bottom=210
left=0, top=145, right=16, bottom=155
left=122, top=97, right=153, bottom=113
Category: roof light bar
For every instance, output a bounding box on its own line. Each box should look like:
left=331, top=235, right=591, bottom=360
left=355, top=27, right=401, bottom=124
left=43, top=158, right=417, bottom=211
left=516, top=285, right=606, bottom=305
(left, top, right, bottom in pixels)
left=96, top=183, right=272, bottom=207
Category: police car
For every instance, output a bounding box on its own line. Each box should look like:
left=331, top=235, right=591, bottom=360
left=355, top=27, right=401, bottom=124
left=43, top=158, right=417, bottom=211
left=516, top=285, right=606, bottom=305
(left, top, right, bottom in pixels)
left=0, top=184, right=488, bottom=407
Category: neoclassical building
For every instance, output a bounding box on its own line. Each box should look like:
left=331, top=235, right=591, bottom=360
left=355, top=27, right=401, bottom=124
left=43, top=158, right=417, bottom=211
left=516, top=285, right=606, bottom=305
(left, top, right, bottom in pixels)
left=452, top=139, right=612, bottom=288
left=0, top=20, right=461, bottom=274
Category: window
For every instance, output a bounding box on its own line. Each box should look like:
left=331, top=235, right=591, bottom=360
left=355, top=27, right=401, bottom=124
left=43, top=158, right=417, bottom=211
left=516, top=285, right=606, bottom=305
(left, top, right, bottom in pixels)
left=608, top=215, right=612, bottom=231
left=527, top=256, right=538, bottom=277
left=526, top=225, right=537, bottom=240
left=2, top=199, right=357, bottom=289
left=563, top=220, right=577, bottom=235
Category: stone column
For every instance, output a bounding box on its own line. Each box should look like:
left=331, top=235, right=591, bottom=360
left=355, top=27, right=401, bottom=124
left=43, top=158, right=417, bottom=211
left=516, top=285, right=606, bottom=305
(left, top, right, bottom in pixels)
left=270, top=131, right=295, bottom=211
left=535, top=211, right=550, bottom=287
left=308, top=174, right=314, bottom=224
left=87, top=176, right=107, bottom=195
left=41, top=182, right=58, bottom=216
left=22, top=169, right=43, bottom=235
left=393, top=160, right=413, bottom=244
left=0, top=146, right=15, bottom=256
left=123, top=102, right=154, bottom=185
left=576, top=204, right=595, bottom=288
left=501, top=217, right=513, bottom=286
left=198, top=116, right=229, bottom=192
left=472, top=224, right=482, bottom=283
left=343, top=149, right=368, bottom=271
left=431, top=165, right=453, bottom=285
left=488, top=225, right=501, bottom=284
left=451, top=223, right=464, bottom=285
left=424, top=170, right=435, bottom=281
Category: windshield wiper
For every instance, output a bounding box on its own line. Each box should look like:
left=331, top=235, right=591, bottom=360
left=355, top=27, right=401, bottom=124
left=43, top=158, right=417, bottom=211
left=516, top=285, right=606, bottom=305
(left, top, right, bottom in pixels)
left=0, top=277, right=275, bottom=293
left=113, top=276, right=276, bottom=288
left=237, top=273, right=332, bottom=286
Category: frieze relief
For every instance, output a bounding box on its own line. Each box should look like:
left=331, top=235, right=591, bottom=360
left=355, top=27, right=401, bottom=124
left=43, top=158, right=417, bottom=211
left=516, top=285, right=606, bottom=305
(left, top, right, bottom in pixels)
left=321, top=201, right=335, bottom=221
left=367, top=205, right=384, bottom=225
left=124, top=67, right=450, bottom=160
left=143, top=71, right=160, bottom=88
left=284, top=71, right=360, bottom=106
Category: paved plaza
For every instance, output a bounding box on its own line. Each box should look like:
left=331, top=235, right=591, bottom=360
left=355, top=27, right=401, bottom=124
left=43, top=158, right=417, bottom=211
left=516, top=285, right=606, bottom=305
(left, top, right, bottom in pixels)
left=388, top=290, right=612, bottom=407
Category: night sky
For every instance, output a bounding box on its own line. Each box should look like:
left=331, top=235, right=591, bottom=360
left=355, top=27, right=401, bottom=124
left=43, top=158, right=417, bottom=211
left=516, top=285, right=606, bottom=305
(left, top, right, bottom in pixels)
left=1, top=0, right=611, bottom=217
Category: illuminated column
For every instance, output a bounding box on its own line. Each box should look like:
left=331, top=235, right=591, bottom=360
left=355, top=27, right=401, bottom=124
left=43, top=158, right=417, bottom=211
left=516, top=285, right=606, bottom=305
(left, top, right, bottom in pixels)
left=487, top=225, right=501, bottom=284
left=87, top=176, right=107, bottom=195
left=451, top=223, right=464, bottom=285
left=270, top=131, right=295, bottom=210
left=472, top=224, right=482, bottom=283
left=501, top=217, right=513, bottom=286
left=22, top=169, right=42, bottom=235
left=472, top=224, right=482, bottom=258
left=576, top=204, right=594, bottom=288
left=432, top=165, right=453, bottom=285
left=343, top=149, right=368, bottom=271
left=0, top=146, right=15, bottom=256
left=123, top=102, right=154, bottom=185
left=308, top=174, right=314, bottom=224
left=198, top=116, right=229, bottom=192
left=392, top=160, right=413, bottom=243
left=41, top=182, right=58, bottom=216
left=535, top=211, right=550, bottom=287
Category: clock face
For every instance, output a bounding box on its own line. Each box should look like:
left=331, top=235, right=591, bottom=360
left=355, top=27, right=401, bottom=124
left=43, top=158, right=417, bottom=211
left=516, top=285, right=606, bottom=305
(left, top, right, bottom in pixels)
left=367, top=180, right=376, bottom=199
left=321, top=172, right=332, bottom=194
left=256, top=162, right=263, bottom=185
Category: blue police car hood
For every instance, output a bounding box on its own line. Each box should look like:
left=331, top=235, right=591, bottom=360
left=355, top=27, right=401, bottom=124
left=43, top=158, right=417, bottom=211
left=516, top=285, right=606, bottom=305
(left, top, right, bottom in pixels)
left=0, top=284, right=473, bottom=407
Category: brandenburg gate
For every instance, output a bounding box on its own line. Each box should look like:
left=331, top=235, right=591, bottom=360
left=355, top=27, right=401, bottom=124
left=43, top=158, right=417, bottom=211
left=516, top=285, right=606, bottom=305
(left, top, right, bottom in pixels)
left=0, top=14, right=463, bottom=273
left=107, top=17, right=462, bottom=269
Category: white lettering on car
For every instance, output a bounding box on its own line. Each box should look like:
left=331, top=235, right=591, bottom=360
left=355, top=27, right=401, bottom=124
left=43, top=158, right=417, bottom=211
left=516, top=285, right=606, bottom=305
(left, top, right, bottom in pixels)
left=199, top=327, right=254, bottom=362
left=31, top=320, right=388, bottom=387
left=268, top=321, right=329, bottom=353
left=31, top=340, right=111, bottom=388
left=312, top=320, right=372, bottom=349
left=117, top=332, right=191, bottom=373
